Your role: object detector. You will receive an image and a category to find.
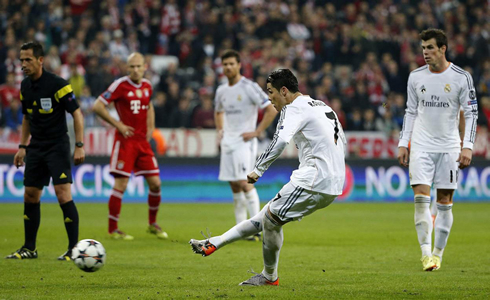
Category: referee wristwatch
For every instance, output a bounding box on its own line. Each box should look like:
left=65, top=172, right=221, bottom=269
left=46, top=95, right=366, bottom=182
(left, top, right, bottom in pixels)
left=75, top=142, right=84, bottom=148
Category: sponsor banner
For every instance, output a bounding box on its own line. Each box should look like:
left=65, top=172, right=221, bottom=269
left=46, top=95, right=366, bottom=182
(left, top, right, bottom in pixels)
left=0, top=158, right=488, bottom=203
left=2, top=128, right=489, bottom=158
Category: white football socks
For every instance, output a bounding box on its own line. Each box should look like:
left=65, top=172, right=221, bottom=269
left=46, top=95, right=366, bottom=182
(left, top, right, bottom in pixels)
left=233, top=192, right=247, bottom=224
left=430, top=190, right=438, bottom=218
left=244, top=188, right=261, bottom=218
left=414, top=194, right=432, bottom=257
left=209, top=204, right=268, bottom=249
left=433, top=203, right=453, bottom=259
left=262, top=212, right=282, bottom=282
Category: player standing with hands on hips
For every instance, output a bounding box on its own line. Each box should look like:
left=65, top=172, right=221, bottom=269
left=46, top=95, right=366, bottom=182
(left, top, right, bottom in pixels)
left=93, top=52, right=167, bottom=241
left=398, top=29, right=478, bottom=271
left=190, top=69, right=346, bottom=286
left=214, top=50, right=277, bottom=239
left=6, top=42, right=85, bottom=261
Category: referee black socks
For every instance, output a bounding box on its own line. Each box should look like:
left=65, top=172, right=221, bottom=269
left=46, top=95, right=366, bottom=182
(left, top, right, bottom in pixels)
left=60, top=200, right=79, bottom=250
left=23, top=202, right=41, bottom=251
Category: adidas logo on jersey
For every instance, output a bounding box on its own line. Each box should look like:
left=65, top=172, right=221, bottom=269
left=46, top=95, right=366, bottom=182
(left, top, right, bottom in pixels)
left=128, top=91, right=134, bottom=97
left=60, top=173, right=67, bottom=179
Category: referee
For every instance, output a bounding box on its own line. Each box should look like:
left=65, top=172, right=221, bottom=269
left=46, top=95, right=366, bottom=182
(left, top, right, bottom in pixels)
left=5, top=42, right=85, bottom=261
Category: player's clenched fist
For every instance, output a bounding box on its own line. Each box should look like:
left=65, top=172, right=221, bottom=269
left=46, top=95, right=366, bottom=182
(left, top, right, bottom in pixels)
left=247, top=171, right=260, bottom=184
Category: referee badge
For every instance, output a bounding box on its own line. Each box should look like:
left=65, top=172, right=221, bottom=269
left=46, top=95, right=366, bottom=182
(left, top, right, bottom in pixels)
left=444, top=84, right=451, bottom=93
left=40, top=98, right=52, bottom=112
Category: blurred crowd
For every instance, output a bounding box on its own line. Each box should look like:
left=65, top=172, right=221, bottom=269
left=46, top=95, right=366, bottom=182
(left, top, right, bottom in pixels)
left=1, top=0, right=489, bottom=141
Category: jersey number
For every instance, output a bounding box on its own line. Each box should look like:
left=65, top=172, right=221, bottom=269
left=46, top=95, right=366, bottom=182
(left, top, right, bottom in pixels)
left=325, top=112, right=339, bottom=145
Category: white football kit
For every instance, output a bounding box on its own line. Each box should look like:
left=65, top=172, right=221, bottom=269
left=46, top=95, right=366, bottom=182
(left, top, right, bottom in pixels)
left=215, top=77, right=270, bottom=181
left=254, top=95, right=346, bottom=222
left=399, top=63, right=478, bottom=188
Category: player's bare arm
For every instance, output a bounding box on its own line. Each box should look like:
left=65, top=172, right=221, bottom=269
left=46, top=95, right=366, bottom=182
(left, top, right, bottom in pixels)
left=397, top=147, right=409, bottom=167
left=72, top=108, right=85, bottom=166
left=147, top=102, right=155, bottom=141
left=14, top=115, right=31, bottom=169
left=214, top=111, right=224, bottom=141
left=242, top=104, right=278, bottom=142
left=93, top=97, right=134, bottom=138
left=457, top=148, right=472, bottom=169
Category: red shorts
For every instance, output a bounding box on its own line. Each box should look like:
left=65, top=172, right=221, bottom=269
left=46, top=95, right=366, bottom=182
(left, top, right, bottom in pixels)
left=110, top=137, right=159, bottom=177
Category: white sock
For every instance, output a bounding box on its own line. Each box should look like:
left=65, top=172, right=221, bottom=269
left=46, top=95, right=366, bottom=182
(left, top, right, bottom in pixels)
left=209, top=204, right=268, bottom=249
left=414, top=194, right=432, bottom=257
left=261, top=210, right=282, bottom=282
left=233, top=192, right=247, bottom=224
left=430, top=190, right=438, bottom=217
left=244, top=188, right=261, bottom=218
left=433, top=203, right=453, bottom=259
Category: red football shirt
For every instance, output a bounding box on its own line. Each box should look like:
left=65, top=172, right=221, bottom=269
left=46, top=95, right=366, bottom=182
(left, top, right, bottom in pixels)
left=0, top=84, right=20, bottom=107
left=100, top=76, right=153, bottom=139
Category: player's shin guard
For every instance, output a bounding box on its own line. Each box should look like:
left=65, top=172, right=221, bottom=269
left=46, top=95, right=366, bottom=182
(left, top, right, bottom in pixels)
left=414, top=194, right=432, bottom=257
left=433, top=203, right=453, bottom=258
left=23, top=202, right=41, bottom=251
left=60, top=200, right=79, bottom=249
left=209, top=204, right=268, bottom=249
left=148, top=189, right=161, bottom=225
left=233, top=192, right=247, bottom=224
left=262, top=210, right=282, bottom=282
left=108, top=189, right=123, bottom=233
left=245, top=188, right=261, bottom=218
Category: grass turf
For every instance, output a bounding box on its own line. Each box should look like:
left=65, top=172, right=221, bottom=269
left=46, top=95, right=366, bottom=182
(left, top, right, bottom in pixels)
left=0, top=202, right=489, bottom=299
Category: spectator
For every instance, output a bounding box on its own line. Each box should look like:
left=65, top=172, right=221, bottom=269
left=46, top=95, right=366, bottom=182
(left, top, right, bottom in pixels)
left=153, top=92, right=171, bottom=128
left=192, top=90, right=215, bottom=129
left=0, top=73, right=20, bottom=109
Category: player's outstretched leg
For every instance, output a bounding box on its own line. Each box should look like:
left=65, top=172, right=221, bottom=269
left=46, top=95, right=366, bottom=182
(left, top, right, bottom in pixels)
left=190, top=204, right=269, bottom=256
left=432, top=202, right=453, bottom=270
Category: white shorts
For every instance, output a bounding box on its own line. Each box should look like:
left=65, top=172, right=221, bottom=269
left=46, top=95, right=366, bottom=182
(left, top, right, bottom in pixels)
left=409, top=151, right=460, bottom=189
left=268, top=181, right=337, bottom=222
left=218, top=139, right=257, bottom=182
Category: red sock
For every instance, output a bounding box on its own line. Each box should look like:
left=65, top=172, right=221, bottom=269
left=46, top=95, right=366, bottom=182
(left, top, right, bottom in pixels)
left=108, top=189, right=123, bottom=233
left=148, top=189, right=161, bottom=225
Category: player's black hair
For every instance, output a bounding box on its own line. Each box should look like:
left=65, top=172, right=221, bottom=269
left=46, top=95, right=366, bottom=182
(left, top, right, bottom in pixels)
left=20, top=41, right=44, bottom=58
left=266, top=69, right=299, bottom=93
left=419, top=28, right=448, bottom=50
left=221, top=49, right=240, bottom=63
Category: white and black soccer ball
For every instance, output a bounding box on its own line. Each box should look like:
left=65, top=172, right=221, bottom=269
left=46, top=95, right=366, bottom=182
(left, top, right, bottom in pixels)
left=71, top=239, right=106, bottom=272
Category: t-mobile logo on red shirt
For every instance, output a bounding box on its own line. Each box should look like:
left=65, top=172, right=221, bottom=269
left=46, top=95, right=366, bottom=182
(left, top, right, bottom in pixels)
left=131, top=100, right=141, bottom=114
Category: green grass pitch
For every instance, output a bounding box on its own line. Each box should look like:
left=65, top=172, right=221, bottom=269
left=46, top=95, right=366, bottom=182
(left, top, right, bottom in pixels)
left=0, top=202, right=489, bottom=299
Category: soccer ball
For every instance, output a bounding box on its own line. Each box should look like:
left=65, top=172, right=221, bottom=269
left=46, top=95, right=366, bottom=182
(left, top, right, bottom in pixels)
left=71, top=239, right=106, bottom=272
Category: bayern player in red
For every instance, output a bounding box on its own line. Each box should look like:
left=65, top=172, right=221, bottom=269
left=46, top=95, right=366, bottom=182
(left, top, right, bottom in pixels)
left=93, top=52, right=167, bottom=240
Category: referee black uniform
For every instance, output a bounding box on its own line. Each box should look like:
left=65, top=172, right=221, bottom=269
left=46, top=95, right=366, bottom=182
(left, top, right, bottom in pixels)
left=6, top=42, right=84, bottom=261
left=20, top=69, right=80, bottom=187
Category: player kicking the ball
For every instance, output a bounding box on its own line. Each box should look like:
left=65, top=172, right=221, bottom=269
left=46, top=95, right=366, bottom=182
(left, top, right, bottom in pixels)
left=190, top=69, right=346, bottom=286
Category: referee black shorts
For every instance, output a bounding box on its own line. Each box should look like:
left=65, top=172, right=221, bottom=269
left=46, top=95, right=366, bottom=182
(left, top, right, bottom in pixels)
left=24, top=134, right=73, bottom=188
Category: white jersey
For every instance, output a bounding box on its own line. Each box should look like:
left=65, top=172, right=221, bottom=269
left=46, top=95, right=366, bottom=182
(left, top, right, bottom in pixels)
left=215, top=77, right=270, bottom=151
left=399, top=63, right=478, bottom=152
left=254, top=95, right=346, bottom=195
